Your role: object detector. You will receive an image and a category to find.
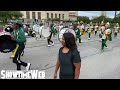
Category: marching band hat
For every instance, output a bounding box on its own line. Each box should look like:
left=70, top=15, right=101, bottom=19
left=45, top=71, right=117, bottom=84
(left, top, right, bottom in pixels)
left=15, top=20, right=23, bottom=25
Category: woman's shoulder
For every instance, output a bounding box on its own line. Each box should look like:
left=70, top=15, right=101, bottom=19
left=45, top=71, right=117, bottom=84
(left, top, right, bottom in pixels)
left=71, top=48, right=80, bottom=55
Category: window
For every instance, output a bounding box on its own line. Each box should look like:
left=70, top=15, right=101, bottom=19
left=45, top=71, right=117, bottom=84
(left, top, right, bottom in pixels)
left=32, top=12, right=36, bottom=19
left=26, top=11, right=30, bottom=19
left=38, top=12, right=41, bottom=19
left=62, top=14, right=64, bottom=19
left=59, top=14, right=61, bottom=19
left=47, top=13, right=49, bottom=19
left=51, top=13, right=53, bottom=19
left=55, top=14, right=57, bottom=18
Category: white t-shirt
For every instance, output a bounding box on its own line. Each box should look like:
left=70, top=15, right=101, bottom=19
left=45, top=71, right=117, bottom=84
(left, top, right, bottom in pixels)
left=102, top=34, right=106, bottom=39
left=102, top=30, right=107, bottom=39
left=101, top=26, right=105, bottom=31
left=90, top=26, right=93, bottom=29
left=99, top=30, right=102, bottom=34
left=23, top=24, right=26, bottom=29
left=32, top=25, right=36, bottom=30
left=80, top=24, right=85, bottom=29
left=59, top=25, right=63, bottom=31
left=95, top=26, right=98, bottom=31
left=88, top=28, right=91, bottom=33
left=115, top=28, right=118, bottom=32
left=106, top=29, right=111, bottom=34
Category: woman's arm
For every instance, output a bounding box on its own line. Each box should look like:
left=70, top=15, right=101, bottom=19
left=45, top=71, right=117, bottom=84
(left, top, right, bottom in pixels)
left=54, top=59, right=60, bottom=79
left=74, top=62, right=81, bottom=79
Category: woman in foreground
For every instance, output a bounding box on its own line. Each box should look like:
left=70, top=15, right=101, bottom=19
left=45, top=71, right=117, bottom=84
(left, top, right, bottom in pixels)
left=54, top=32, right=81, bottom=79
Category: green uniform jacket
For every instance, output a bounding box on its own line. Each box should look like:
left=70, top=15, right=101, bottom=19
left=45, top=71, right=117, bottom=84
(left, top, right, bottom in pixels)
left=75, top=28, right=81, bottom=38
left=12, top=27, right=26, bottom=45
left=50, top=26, right=57, bottom=34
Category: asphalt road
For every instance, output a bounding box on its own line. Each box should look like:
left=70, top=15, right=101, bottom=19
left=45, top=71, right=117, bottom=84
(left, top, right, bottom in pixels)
left=0, top=32, right=120, bottom=79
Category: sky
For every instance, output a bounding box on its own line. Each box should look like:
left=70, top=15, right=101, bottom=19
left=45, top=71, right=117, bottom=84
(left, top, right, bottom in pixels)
left=78, top=11, right=120, bottom=19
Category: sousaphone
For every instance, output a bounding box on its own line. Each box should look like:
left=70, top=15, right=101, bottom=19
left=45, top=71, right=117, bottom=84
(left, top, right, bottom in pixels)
left=58, top=28, right=76, bottom=42
left=41, top=26, right=51, bottom=38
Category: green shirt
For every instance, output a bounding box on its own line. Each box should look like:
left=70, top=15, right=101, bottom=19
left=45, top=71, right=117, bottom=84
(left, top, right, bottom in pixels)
left=50, top=26, right=56, bottom=34
left=12, top=27, right=26, bottom=44
left=59, top=47, right=81, bottom=78
left=74, top=28, right=81, bottom=38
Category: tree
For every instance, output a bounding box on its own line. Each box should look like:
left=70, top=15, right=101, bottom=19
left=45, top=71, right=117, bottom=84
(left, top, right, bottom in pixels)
left=112, top=16, right=120, bottom=23
left=111, top=12, right=120, bottom=23
left=11, top=11, right=23, bottom=19
left=0, top=11, right=10, bottom=22
left=91, top=15, right=112, bottom=23
left=116, top=13, right=120, bottom=17
left=77, top=16, right=90, bottom=23
left=0, top=11, right=23, bottom=22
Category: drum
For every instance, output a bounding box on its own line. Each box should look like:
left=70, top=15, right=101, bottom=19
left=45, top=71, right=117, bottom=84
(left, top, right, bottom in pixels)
left=41, top=26, right=51, bottom=38
left=33, top=24, right=42, bottom=39
left=4, top=26, right=13, bottom=33
left=39, top=25, right=44, bottom=35
left=0, top=31, right=17, bottom=53
left=58, top=28, right=76, bottom=42
left=33, top=25, right=40, bottom=34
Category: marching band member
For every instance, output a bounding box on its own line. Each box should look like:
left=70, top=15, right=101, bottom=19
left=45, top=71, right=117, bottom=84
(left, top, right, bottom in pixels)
left=116, top=23, right=120, bottom=33
left=10, top=24, right=26, bottom=58
left=106, top=26, right=112, bottom=41
left=52, top=24, right=57, bottom=37
left=80, top=22, right=85, bottom=35
left=94, top=23, right=99, bottom=36
left=114, top=26, right=118, bottom=38
left=114, top=23, right=119, bottom=38
left=105, top=22, right=112, bottom=41
left=11, top=20, right=31, bottom=71
left=99, top=24, right=105, bottom=41
left=59, top=24, right=64, bottom=32
left=90, top=22, right=94, bottom=35
left=74, top=25, right=82, bottom=43
left=87, top=27, right=91, bottom=40
left=101, top=29, right=108, bottom=52
left=47, top=24, right=54, bottom=47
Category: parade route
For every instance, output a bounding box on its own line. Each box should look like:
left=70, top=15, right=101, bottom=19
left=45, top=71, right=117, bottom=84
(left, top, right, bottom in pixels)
left=0, top=33, right=120, bottom=79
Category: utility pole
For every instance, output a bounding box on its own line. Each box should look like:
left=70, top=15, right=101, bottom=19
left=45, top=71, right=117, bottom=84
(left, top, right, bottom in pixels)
left=115, top=11, right=117, bottom=18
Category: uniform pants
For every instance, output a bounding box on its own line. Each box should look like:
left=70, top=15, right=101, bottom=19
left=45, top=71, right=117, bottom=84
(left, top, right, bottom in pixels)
left=47, top=32, right=53, bottom=45
left=101, top=38, right=107, bottom=50
left=13, top=44, right=27, bottom=70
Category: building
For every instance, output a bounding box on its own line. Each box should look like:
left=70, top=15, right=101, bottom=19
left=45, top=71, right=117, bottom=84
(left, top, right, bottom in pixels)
left=20, top=11, right=78, bottom=23
left=68, top=11, right=78, bottom=21
left=20, top=11, right=70, bottom=23
left=101, top=11, right=107, bottom=17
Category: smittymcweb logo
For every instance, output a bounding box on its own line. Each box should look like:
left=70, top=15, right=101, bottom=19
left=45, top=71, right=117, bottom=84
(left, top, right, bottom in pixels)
left=1, top=70, right=45, bottom=79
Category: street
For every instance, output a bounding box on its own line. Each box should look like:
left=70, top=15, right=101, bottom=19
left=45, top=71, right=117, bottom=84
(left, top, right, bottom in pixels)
left=0, top=32, right=120, bottom=79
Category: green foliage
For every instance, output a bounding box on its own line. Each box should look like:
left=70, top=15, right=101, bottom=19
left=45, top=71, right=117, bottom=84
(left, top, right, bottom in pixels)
left=112, top=13, right=120, bottom=23
left=47, top=18, right=60, bottom=21
left=77, top=16, right=90, bottom=23
left=0, top=11, right=23, bottom=22
left=91, top=15, right=112, bottom=23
